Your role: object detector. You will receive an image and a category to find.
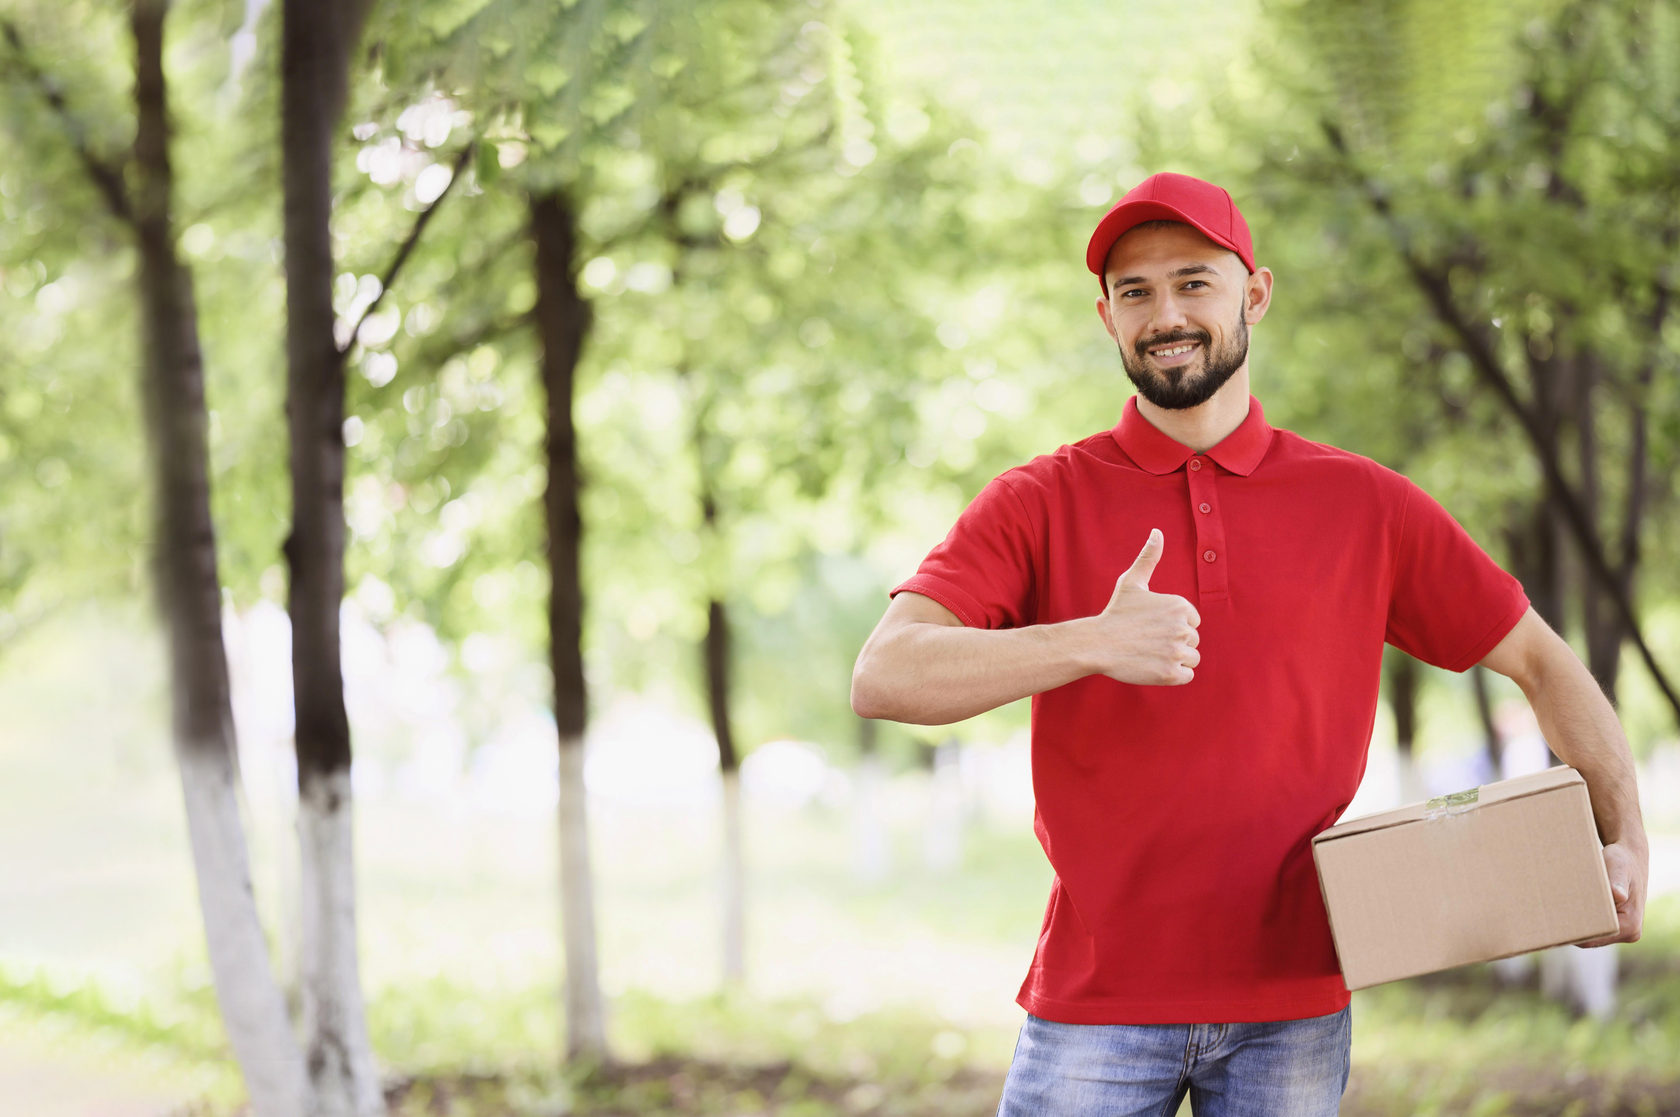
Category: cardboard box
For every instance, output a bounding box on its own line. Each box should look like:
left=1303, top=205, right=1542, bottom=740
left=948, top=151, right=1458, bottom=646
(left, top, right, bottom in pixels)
left=1312, top=766, right=1618, bottom=989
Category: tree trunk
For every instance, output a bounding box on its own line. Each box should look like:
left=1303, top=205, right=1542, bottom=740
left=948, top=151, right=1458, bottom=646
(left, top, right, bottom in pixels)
left=705, top=592, right=746, bottom=986
left=852, top=717, right=889, bottom=882
left=132, top=3, right=308, bottom=1114
left=531, top=190, right=607, bottom=1062
left=280, top=0, right=383, bottom=1110
left=685, top=369, right=746, bottom=987
left=1469, top=665, right=1503, bottom=779
left=1571, top=355, right=1624, bottom=699
left=923, top=736, right=964, bottom=870
left=1507, top=496, right=1568, bottom=640
left=1386, top=651, right=1424, bottom=803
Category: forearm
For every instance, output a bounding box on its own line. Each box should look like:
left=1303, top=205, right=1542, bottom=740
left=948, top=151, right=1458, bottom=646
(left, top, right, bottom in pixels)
left=1520, top=656, right=1647, bottom=853
left=1483, top=609, right=1647, bottom=943
left=851, top=616, right=1099, bottom=725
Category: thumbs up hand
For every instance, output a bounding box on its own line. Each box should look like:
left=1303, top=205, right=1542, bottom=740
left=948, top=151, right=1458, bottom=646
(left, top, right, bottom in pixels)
left=1086, top=529, right=1201, bottom=686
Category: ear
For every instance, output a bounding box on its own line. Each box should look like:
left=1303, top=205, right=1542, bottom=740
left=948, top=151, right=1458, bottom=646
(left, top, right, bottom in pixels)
left=1244, top=266, right=1274, bottom=325
left=1096, top=292, right=1119, bottom=342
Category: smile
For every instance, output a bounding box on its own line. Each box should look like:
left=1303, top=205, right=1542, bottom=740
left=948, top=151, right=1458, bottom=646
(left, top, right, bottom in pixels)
left=1150, top=343, right=1199, bottom=357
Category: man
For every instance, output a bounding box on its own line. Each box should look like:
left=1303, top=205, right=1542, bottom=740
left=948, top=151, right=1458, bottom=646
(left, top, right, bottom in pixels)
left=850, top=172, right=1647, bottom=1116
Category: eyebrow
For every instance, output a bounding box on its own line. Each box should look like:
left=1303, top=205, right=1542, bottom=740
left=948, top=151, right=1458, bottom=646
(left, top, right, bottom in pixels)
left=1111, top=263, right=1219, bottom=288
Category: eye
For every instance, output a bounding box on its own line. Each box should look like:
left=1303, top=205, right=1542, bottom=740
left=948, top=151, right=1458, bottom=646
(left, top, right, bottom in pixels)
left=1118, top=288, right=1148, bottom=299
left=1181, top=280, right=1209, bottom=290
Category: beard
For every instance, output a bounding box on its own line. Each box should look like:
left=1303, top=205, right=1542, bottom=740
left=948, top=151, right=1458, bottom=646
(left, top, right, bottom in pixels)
left=1119, top=306, right=1249, bottom=411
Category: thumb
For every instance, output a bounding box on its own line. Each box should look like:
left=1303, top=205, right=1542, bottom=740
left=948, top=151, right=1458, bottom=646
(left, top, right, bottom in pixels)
left=1118, top=528, right=1164, bottom=591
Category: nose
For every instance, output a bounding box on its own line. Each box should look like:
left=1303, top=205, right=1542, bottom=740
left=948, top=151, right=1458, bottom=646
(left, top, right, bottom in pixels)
left=1147, top=290, right=1189, bottom=336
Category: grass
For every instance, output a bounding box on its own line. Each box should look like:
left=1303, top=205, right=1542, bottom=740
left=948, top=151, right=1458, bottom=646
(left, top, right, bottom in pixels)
left=1341, top=909, right=1680, bottom=1115
left=7, top=880, right=1679, bottom=1115
left=9, top=943, right=1680, bottom=1115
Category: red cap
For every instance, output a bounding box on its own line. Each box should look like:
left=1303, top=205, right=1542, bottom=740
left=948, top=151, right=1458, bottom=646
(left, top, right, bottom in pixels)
left=1086, top=172, right=1255, bottom=289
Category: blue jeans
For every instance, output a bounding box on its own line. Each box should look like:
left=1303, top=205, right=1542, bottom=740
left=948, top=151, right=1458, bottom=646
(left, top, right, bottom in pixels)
left=996, top=1006, right=1352, bottom=1116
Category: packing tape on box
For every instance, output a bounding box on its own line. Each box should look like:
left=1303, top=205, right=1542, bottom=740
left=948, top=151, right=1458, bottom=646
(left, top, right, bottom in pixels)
left=1425, top=787, right=1480, bottom=819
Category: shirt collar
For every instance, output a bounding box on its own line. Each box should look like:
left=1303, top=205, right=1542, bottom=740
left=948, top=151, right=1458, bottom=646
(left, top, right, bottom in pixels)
left=1112, top=395, right=1275, bottom=477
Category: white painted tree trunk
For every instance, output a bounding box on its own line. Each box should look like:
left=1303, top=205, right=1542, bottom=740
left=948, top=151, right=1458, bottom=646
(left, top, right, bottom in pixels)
left=851, top=755, right=890, bottom=884
left=299, top=769, right=385, bottom=1116
left=1541, top=945, right=1619, bottom=1018
left=177, top=743, right=309, bottom=1117
left=721, top=769, right=746, bottom=985
left=1491, top=952, right=1534, bottom=986
left=1396, top=751, right=1427, bottom=806
left=558, top=738, right=606, bottom=1059
left=923, top=741, right=964, bottom=871
left=275, top=769, right=303, bottom=1027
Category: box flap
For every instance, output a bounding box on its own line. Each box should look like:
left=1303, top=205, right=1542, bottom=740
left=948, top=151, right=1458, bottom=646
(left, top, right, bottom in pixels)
left=1312, top=766, right=1585, bottom=843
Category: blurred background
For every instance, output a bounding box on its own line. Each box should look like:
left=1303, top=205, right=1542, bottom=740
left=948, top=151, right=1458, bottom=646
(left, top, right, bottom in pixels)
left=3, top=0, right=1679, bottom=1113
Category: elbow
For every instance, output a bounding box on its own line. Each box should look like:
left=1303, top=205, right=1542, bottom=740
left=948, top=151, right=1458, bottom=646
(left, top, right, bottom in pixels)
left=850, top=655, right=892, bottom=721
left=852, top=637, right=915, bottom=722
left=852, top=658, right=942, bottom=725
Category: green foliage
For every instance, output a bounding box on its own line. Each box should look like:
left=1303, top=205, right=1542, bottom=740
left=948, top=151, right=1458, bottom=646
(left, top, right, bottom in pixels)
left=0, top=0, right=297, bottom=624
left=308, top=0, right=1082, bottom=752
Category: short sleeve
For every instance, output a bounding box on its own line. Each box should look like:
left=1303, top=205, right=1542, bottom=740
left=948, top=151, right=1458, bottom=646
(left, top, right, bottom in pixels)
left=891, top=473, right=1040, bottom=629
left=1385, top=480, right=1530, bottom=671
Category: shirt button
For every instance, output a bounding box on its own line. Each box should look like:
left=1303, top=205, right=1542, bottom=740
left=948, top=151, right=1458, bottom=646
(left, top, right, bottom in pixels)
left=1189, top=458, right=1203, bottom=471
left=1203, top=549, right=1217, bottom=563
left=1199, top=502, right=1211, bottom=514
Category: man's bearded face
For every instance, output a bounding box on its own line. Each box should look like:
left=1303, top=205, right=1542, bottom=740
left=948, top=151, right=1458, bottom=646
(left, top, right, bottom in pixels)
left=1118, top=302, right=1250, bottom=411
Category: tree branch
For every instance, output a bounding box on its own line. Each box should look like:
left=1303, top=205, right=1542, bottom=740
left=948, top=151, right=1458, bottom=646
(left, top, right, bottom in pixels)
left=340, top=140, right=477, bottom=355
left=395, top=312, right=525, bottom=383
left=0, top=17, right=133, bottom=225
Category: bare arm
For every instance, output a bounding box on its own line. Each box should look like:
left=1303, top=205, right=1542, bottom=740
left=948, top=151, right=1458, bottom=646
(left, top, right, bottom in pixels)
left=1480, top=607, right=1648, bottom=945
left=850, top=529, right=1201, bottom=725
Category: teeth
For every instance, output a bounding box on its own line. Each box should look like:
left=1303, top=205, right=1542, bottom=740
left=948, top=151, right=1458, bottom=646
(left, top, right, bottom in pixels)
left=1152, top=344, right=1197, bottom=357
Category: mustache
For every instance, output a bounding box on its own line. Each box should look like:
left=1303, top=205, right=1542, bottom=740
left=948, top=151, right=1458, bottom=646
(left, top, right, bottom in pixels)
left=1134, top=329, right=1210, bottom=358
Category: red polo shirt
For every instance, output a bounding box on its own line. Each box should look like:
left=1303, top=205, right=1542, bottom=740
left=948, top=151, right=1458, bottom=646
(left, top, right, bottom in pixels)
left=893, top=396, right=1529, bottom=1024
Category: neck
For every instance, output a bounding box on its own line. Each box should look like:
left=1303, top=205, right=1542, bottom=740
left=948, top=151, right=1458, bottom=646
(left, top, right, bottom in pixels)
left=1133, top=367, right=1252, bottom=453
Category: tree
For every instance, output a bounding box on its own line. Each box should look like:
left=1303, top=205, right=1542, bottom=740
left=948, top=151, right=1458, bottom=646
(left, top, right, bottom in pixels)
left=279, top=0, right=388, bottom=1109
left=530, top=186, right=607, bottom=1057
left=3, top=3, right=311, bottom=1112
left=623, top=5, right=1037, bottom=981
left=364, top=0, right=682, bottom=1060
